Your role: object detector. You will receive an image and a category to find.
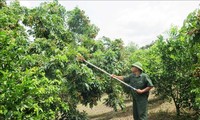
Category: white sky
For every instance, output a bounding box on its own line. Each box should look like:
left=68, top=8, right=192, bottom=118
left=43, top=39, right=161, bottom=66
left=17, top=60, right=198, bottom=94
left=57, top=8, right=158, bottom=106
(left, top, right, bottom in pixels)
left=7, top=0, right=200, bottom=47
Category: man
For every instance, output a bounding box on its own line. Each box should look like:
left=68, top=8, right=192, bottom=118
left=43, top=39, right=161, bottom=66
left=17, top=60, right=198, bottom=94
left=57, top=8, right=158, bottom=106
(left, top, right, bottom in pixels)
left=111, top=62, right=154, bottom=120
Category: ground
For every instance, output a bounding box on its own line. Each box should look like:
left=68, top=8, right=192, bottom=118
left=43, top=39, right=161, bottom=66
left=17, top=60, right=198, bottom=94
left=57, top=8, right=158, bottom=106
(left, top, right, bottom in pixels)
left=77, top=90, right=198, bottom=120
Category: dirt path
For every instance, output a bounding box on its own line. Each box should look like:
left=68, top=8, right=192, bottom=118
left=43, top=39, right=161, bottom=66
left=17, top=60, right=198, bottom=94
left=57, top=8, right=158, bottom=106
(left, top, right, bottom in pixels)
left=77, top=90, right=177, bottom=120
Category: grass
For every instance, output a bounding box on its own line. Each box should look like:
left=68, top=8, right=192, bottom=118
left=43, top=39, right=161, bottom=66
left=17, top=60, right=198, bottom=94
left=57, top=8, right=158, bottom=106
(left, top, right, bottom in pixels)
left=77, top=91, right=199, bottom=120
left=149, top=110, right=198, bottom=120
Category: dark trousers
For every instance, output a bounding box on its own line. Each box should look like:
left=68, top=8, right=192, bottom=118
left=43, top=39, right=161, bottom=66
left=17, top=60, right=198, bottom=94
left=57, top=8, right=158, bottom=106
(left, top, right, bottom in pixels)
left=132, top=96, right=148, bottom=120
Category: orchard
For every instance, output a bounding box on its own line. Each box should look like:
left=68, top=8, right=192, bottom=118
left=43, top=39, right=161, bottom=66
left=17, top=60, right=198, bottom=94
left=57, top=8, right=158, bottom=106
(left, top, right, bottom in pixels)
left=0, top=0, right=199, bottom=119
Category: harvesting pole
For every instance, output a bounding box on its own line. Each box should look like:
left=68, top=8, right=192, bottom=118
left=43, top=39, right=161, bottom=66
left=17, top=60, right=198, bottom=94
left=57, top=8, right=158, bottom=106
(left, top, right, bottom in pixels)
left=76, top=54, right=137, bottom=91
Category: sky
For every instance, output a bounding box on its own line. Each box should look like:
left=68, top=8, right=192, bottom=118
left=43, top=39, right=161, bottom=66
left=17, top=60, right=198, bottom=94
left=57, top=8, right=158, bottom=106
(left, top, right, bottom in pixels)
left=7, top=0, right=200, bottom=47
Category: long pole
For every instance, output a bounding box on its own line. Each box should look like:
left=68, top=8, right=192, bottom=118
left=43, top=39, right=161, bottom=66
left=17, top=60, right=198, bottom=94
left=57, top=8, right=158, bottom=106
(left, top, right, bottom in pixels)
left=83, top=59, right=137, bottom=91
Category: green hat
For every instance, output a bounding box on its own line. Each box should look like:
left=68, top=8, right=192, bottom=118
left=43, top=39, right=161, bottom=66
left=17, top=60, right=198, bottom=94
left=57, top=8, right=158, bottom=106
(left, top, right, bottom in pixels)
left=132, top=62, right=143, bottom=71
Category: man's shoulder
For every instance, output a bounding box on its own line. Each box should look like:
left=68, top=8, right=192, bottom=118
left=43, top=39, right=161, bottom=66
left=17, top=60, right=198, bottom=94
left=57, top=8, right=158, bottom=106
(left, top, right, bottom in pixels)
left=140, top=73, right=149, bottom=77
left=128, top=73, right=135, bottom=78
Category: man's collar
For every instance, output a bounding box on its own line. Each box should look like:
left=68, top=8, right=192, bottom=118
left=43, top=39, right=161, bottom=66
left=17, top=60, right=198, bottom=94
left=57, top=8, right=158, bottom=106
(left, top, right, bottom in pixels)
left=133, top=73, right=142, bottom=77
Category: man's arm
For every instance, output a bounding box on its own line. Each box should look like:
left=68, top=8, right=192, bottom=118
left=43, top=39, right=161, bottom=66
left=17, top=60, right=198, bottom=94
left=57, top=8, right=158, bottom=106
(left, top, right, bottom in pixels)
left=136, top=86, right=153, bottom=94
left=111, top=74, right=124, bottom=81
left=136, top=74, right=154, bottom=94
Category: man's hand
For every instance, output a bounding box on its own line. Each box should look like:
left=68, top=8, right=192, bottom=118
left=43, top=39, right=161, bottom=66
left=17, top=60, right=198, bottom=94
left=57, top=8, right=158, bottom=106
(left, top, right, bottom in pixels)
left=111, top=74, right=124, bottom=81
left=136, top=86, right=153, bottom=94
left=111, top=74, right=116, bottom=78
left=136, top=89, right=144, bottom=94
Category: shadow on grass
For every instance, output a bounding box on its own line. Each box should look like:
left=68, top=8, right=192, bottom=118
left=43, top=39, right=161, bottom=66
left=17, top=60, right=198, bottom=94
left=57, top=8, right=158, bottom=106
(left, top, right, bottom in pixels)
left=89, top=96, right=164, bottom=120
left=149, top=111, right=198, bottom=120
left=89, top=106, right=132, bottom=120
left=89, top=96, right=198, bottom=120
left=148, top=96, right=165, bottom=110
left=90, top=109, right=197, bottom=120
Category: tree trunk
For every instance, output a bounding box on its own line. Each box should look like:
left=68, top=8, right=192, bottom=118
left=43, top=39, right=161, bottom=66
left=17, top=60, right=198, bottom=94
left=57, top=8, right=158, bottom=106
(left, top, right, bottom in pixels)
left=171, top=91, right=180, bottom=116
left=175, top=102, right=180, bottom=116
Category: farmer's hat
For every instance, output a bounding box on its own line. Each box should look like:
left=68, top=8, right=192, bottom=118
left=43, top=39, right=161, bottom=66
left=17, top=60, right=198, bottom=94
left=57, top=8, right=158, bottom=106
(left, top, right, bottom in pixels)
left=132, top=62, right=143, bottom=71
